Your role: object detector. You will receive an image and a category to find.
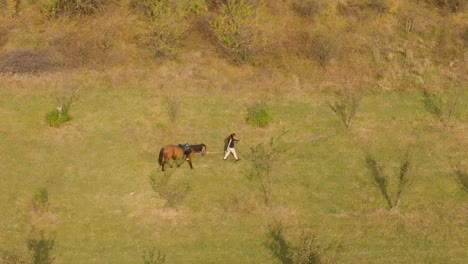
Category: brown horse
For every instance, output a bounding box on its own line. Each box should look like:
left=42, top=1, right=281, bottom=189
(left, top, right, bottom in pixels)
left=158, top=144, right=207, bottom=171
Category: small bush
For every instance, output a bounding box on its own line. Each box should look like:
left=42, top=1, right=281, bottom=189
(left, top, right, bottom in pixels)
left=0, top=249, right=33, bottom=264
left=266, top=221, right=326, bottom=264
left=45, top=91, right=77, bottom=127
left=421, top=91, right=460, bottom=127
left=43, top=0, right=106, bottom=17
left=142, top=247, right=166, bottom=264
left=246, top=102, right=272, bottom=127
left=293, top=229, right=323, bottom=264
left=0, top=49, right=57, bottom=74
left=27, top=231, right=54, bottom=264
left=266, top=221, right=293, bottom=264
left=32, top=188, right=50, bottom=212
left=367, top=0, right=397, bottom=14
left=165, top=97, right=181, bottom=123
left=291, top=0, right=324, bottom=17
left=452, top=165, right=468, bottom=192
left=307, top=32, right=338, bottom=67
left=45, top=108, right=71, bottom=127
left=426, top=0, right=466, bottom=13
left=433, top=25, right=465, bottom=64
left=246, top=133, right=288, bottom=206
left=209, top=0, right=268, bottom=64
left=365, top=150, right=413, bottom=210
left=366, top=155, right=392, bottom=209
left=134, top=1, right=190, bottom=59
left=149, top=171, right=190, bottom=208
left=47, top=21, right=117, bottom=68
left=328, top=91, right=362, bottom=128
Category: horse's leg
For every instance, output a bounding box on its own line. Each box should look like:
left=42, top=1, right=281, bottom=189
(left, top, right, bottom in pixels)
left=162, top=156, right=166, bottom=171
left=187, top=153, right=194, bottom=169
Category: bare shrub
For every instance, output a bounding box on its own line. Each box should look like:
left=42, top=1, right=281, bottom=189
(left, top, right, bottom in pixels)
left=452, top=165, right=468, bottom=192
left=0, top=49, right=57, bottom=74
left=367, top=0, right=396, bottom=14
left=421, top=90, right=460, bottom=127
left=149, top=171, right=190, bottom=208
left=365, top=155, right=392, bottom=209
left=31, top=188, right=50, bottom=213
left=394, top=151, right=412, bottom=208
left=426, top=0, right=466, bottom=13
left=209, top=0, right=268, bottom=64
left=43, top=0, right=107, bottom=17
left=0, top=249, right=33, bottom=264
left=47, top=22, right=117, bottom=68
left=27, top=231, right=55, bottom=264
left=165, top=96, right=181, bottom=123
left=291, top=0, right=324, bottom=17
left=142, top=247, right=166, bottom=264
left=266, top=221, right=330, bottom=264
left=433, top=25, right=465, bottom=63
left=293, top=229, right=323, bottom=264
left=266, top=221, right=294, bottom=264
left=246, top=132, right=289, bottom=206
left=133, top=1, right=190, bottom=59
left=206, top=0, right=261, bottom=11
left=328, top=91, right=362, bottom=128
left=365, top=150, right=413, bottom=210
left=307, top=32, right=338, bottom=67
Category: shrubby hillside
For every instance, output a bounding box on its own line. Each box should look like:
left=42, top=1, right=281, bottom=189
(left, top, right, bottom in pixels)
left=0, top=0, right=466, bottom=91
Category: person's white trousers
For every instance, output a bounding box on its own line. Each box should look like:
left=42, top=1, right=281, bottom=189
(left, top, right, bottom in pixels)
left=224, top=147, right=238, bottom=160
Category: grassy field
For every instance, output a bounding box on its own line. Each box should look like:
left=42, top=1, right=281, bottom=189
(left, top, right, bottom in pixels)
left=0, top=0, right=467, bottom=262
left=0, top=67, right=466, bottom=263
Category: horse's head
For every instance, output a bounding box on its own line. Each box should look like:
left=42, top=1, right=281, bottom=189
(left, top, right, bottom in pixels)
left=200, top=144, right=207, bottom=156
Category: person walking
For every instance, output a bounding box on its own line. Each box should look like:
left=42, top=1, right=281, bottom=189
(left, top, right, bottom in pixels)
left=224, top=133, right=240, bottom=161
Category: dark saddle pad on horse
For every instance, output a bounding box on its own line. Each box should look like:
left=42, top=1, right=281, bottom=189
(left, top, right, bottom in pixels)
left=179, top=143, right=191, bottom=155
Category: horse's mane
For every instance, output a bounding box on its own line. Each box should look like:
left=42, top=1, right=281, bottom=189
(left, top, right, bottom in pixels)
left=190, top=144, right=206, bottom=152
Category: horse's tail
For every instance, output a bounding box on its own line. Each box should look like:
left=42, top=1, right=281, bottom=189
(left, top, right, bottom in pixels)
left=158, top=148, right=164, bottom=166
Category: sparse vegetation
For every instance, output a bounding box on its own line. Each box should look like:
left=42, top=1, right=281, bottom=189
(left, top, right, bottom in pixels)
left=366, top=150, right=413, bottom=210
left=165, top=96, right=181, bottom=123
left=0, top=0, right=466, bottom=263
left=421, top=90, right=460, bottom=127
left=27, top=231, right=55, bottom=264
left=328, top=91, right=362, bottom=128
left=266, top=221, right=331, bottom=264
left=43, top=0, right=105, bottom=17
left=149, top=171, right=190, bottom=208
left=0, top=49, right=57, bottom=74
left=245, top=102, right=272, bottom=127
left=142, top=247, right=166, bottom=264
left=246, top=133, right=288, bottom=206
left=32, top=188, right=50, bottom=212
left=291, top=0, right=324, bottom=17
left=452, top=165, right=468, bottom=191
left=134, top=0, right=191, bottom=59
left=209, top=0, right=268, bottom=64
left=308, top=31, right=339, bottom=67
left=45, top=88, right=77, bottom=127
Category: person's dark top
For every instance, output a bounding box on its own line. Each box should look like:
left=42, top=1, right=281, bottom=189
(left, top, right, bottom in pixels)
left=227, top=135, right=239, bottom=148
